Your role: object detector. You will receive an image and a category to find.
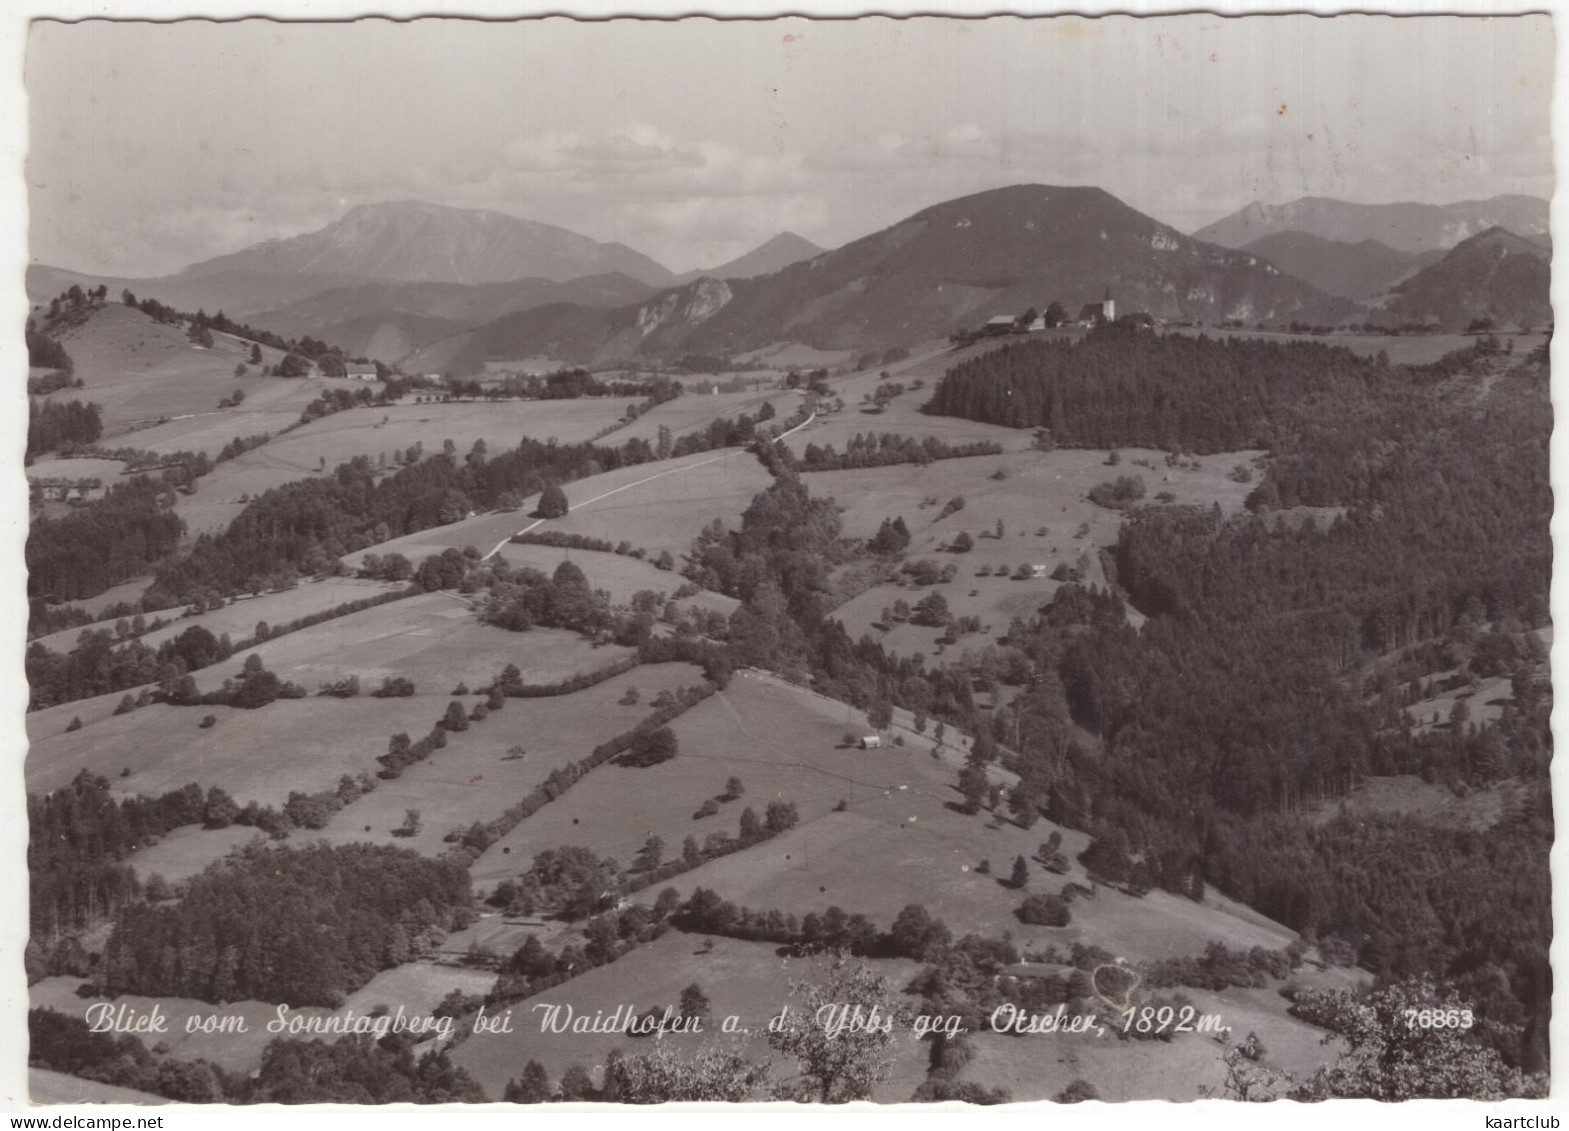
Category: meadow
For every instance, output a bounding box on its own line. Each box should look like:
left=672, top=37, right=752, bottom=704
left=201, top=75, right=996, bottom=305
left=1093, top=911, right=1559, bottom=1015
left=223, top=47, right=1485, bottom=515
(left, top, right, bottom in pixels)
left=42, top=303, right=318, bottom=437
left=306, top=661, right=704, bottom=860
left=811, top=448, right=1261, bottom=652
left=447, top=931, right=927, bottom=1101
left=27, top=600, right=638, bottom=807
left=493, top=544, right=738, bottom=618
left=30, top=575, right=394, bottom=655
left=173, top=395, right=641, bottom=537
left=339, top=446, right=775, bottom=570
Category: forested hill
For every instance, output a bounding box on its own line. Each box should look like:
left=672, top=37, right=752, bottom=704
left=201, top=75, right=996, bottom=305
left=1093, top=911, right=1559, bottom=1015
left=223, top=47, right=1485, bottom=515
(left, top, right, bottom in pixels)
left=919, top=325, right=1389, bottom=452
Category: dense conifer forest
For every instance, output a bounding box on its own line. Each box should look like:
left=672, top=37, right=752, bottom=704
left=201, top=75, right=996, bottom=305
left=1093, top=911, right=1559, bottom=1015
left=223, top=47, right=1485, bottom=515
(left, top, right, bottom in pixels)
left=100, top=842, right=473, bottom=1006
left=921, top=324, right=1398, bottom=452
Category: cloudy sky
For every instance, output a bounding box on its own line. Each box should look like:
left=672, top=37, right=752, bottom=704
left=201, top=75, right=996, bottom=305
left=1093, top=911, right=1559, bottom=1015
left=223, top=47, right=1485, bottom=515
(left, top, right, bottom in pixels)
left=25, top=13, right=1554, bottom=278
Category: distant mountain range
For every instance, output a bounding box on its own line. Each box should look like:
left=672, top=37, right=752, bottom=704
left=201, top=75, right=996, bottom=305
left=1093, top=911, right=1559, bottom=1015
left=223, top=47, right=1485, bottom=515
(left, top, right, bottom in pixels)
left=29, top=188, right=1549, bottom=368
left=1240, top=232, right=1442, bottom=300
left=673, top=232, right=825, bottom=284
left=245, top=272, right=659, bottom=360
left=433, top=184, right=1357, bottom=371
left=182, top=200, right=676, bottom=288
left=1374, top=227, right=1551, bottom=331
left=1197, top=194, right=1549, bottom=255
left=28, top=201, right=678, bottom=320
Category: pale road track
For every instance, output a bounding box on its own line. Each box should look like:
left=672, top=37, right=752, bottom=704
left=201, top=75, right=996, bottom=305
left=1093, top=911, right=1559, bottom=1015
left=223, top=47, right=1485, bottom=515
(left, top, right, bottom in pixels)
left=479, top=407, right=818, bottom=562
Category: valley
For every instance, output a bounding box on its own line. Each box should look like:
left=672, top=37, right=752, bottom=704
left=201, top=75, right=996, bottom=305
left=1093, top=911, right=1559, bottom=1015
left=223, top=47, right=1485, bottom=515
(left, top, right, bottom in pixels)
left=24, top=184, right=1552, bottom=1108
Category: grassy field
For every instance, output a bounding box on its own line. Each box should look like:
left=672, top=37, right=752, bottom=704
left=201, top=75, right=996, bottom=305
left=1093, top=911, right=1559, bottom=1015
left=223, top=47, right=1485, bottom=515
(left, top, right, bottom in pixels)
left=28, top=696, right=424, bottom=806
left=526, top=448, right=774, bottom=560
left=613, top=385, right=788, bottom=447
left=340, top=446, right=775, bottom=570
left=27, top=600, right=637, bottom=805
left=171, top=396, right=640, bottom=538
left=307, top=661, right=704, bottom=860
left=734, top=341, right=860, bottom=370
left=468, top=668, right=895, bottom=889
left=447, top=931, right=927, bottom=1101
left=30, top=1068, right=173, bottom=1105
left=31, top=576, right=396, bottom=655
left=493, top=545, right=738, bottom=618
left=181, top=597, right=630, bottom=695
left=1404, top=672, right=1514, bottom=735
left=811, top=447, right=1261, bottom=652
left=41, top=303, right=324, bottom=438
left=782, top=379, right=1028, bottom=458
left=25, top=456, right=127, bottom=499
left=1304, top=773, right=1525, bottom=832
left=42, top=576, right=154, bottom=621
left=472, top=673, right=1302, bottom=968
left=960, top=980, right=1344, bottom=1102
left=122, top=823, right=269, bottom=885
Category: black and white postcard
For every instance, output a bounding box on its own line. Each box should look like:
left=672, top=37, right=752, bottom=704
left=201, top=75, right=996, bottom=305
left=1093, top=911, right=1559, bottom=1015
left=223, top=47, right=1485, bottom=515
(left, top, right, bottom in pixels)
left=10, top=5, right=1558, bottom=1116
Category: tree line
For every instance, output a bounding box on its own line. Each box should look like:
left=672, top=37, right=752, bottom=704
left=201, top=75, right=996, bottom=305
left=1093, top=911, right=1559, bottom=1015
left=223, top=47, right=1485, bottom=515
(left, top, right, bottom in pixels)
left=920, top=324, right=1391, bottom=453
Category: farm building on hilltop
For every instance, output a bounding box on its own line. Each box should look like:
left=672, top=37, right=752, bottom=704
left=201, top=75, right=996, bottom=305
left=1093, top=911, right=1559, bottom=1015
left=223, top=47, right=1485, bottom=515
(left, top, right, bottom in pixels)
left=859, top=735, right=882, bottom=750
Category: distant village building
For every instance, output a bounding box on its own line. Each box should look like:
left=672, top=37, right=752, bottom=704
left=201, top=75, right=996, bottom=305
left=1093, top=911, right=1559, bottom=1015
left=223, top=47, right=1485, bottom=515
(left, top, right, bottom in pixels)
left=1079, top=287, right=1116, bottom=325
left=984, top=314, right=1017, bottom=336
left=344, top=363, right=378, bottom=381
left=860, top=735, right=882, bottom=750
left=1029, top=564, right=1050, bottom=579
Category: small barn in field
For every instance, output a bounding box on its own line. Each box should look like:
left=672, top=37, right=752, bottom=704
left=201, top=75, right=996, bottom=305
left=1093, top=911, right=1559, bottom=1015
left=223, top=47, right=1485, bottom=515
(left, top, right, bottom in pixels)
left=859, top=735, right=882, bottom=750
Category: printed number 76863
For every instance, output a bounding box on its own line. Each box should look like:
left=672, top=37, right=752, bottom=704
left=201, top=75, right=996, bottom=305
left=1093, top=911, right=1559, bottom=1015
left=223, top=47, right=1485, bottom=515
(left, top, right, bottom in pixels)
left=1404, top=1008, right=1473, bottom=1030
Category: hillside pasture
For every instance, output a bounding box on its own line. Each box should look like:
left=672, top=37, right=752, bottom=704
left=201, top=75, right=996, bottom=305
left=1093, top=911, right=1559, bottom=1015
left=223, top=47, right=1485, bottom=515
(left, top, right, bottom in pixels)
left=341, top=446, right=774, bottom=570
left=613, top=385, right=788, bottom=447
left=30, top=1068, right=172, bottom=1106
left=472, top=672, right=1297, bottom=968
left=123, top=823, right=269, bottom=885
left=468, top=668, right=889, bottom=889
left=782, top=383, right=1028, bottom=458
left=172, top=396, right=641, bottom=537
left=1304, top=773, right=1524, bottom=832
left=812, top=448, right=1261, bottom=653
left=961, top=981, right=1341, bottom=1103
left=306, top=661, right=703, bottom=860
left=493, top=545, right=738, bottom=618
left=31, top=576, right=396, bottom=656
left=1404, top=672, right=1514, bottom=735
left=183, top=596, right=630, bottom=696
left=28, top=697, right=417, bottom=807
left=25, top=457, right=127, bottom=500
left=27, top=604, right=635, bottom=805
left=520, top=447, right=773, bottom=560
left=39, top=303, right=305, bottom=435
left=447, top=931, right=927, bottom=1102
left=41, top=576, right=152, bottom=621
left=734, top=341, right=860, bottom=370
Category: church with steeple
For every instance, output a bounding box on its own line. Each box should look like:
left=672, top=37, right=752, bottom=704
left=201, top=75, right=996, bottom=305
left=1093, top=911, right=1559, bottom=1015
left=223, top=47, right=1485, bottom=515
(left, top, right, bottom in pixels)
left=1078, top=286, right=1115, bottom=325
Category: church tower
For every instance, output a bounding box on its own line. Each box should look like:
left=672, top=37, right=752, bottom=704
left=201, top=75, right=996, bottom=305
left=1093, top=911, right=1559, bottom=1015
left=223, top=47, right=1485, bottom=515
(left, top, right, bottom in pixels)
left=1102, top=286, right=1115, bottom=323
